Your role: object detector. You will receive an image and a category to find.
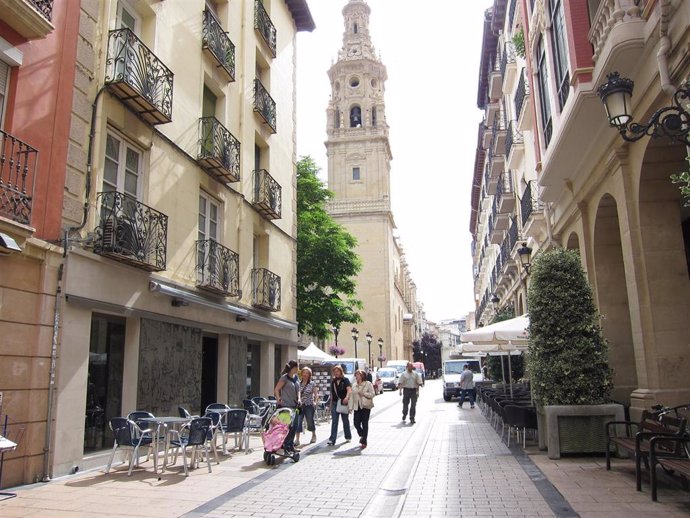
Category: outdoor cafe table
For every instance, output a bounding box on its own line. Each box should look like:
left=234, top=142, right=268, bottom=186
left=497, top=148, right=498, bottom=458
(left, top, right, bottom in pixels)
left=137, top=416, right=190, bottom=473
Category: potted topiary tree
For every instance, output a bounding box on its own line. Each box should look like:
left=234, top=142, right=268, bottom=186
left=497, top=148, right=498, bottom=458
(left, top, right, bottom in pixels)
left=528, top=248, right=623, bottom=459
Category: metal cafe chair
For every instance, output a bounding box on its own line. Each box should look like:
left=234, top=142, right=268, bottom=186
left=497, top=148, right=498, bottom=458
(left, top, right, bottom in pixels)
left=224, top=409, right=250, bottom=452
left=105, top=417, right=155, bottom=476
left=168, top=417, right=213, bottom=476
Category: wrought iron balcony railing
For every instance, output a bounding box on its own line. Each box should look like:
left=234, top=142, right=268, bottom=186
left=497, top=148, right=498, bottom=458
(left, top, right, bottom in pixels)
left=515, top=69, right=530, bottom=120
left=254, top=79, right=276, bottom=133
left=252, top=267, right=281, bottom=312
left=495, top=171, right=514, bottom=207
left=196, top=239, right=239, bottom=296
left=520, top=180, right=543, bottom=228
left=508, top=217, right=518, bottom=248
left=254, top=0, right=276, bottom=58
left=500, top=43, right=515, bottom=80
left=105, top=28, right=174, bottom=125
left=505, top=120, right=524, bottom=158
left=30, top=0, right=53, bottom=20
left=202, top=9, right=236, bottom=82
left=0, top=129, right=38, bottom=226
left=508, top=0, right=517, bottom=28
left=197, top=117, right=241, bottom=183
left=94, top=191, right=168, bottom=271
left=253, top=169, right=281, bottom=220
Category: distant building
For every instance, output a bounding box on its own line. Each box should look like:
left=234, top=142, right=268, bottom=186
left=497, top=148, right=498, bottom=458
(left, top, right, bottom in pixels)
left=325, top=0, right=421, bottom=363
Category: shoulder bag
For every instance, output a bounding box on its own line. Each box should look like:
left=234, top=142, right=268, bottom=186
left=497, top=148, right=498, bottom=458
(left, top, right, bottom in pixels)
left=334, top=381, right=349, bottom=414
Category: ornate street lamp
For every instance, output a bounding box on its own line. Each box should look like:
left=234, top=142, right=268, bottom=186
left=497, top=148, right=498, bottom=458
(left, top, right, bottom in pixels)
left=377, top=337, right=384, bottom=368
left=517, top=242, right=533, bottom=274
left=332, top=323, right=340, bottom=347
left=491, top=293, right=500, bottom=318
left=366, top=331, right=372, bottom=368
left=597, top=71, right=690, bottom=145
left=351, top=327, right=359, bottom=358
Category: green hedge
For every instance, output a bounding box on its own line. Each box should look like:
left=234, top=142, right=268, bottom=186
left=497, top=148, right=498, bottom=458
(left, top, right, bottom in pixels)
left=527, top=248, right=613, bottom=406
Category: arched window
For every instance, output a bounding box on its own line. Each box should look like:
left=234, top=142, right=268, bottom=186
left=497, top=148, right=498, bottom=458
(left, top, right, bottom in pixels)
left=371, top=107, right=377, bottom=127
left=334, top=109, right=340, bottom=129
left=353, top=22, right=358, bottom=34
left=350, top=106, right=362, bottom=128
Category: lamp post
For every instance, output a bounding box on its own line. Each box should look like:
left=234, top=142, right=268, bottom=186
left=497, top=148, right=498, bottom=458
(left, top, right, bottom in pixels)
left=351, top=327, right=359, bottom=358
left=332, top=324, right=339, bottom=348
left=517, top=242, right=532, bottom=312
left=597, top=71, right=690, bottom=145
left=491, top=294, right=500, bottom=319
left=377, top=337, right=384, bottom=368
left=366, top=331, right=372, bottom=368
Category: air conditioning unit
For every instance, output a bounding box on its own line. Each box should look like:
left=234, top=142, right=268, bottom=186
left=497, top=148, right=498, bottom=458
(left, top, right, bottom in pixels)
left=101, top=217, right=137, bottom=257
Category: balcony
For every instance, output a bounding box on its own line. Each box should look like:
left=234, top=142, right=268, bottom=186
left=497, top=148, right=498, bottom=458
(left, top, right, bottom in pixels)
left=202, top=8, right=236, bottom=82
left=0, top=130, right=38, bottom=226
left=505, top=120, right=524, bottom=169
left=481, top=119, right=493, bottom=149
left=488, top=48, right=502, bottom=100
left=197, top=117, right=241, bottom=183
left=491, top=110, right=507, bottom=157
left=489, top=213, right=503, bottom=245
left=254, top=0, right=277, bottom=58
left=94, top=191, right=168, bottom=272
left=500, top=42, right=517, bottom=91
left=254, top=79, right=276, bottom=133
left=496, top=172, right=516, bottom=216
left=488, top=148, right=505, bottom=180
left=520, top=180, right=545, bottom=238
left=253, top=169, right=281, bottom=220
left=515, top=69, right=531, bottom=131
left=589, top=0, right=646, bottom=68
left=252, top=267, right=280, bottom=312
left=196, top=239, right=239, bottom=296
left=105, top=28, right=174, bottom=125
left=0, top=0, right=54, bottom=39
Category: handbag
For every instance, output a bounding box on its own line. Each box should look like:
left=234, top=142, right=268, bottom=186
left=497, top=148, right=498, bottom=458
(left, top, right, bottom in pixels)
left=336, top=398, right=349, bottom=414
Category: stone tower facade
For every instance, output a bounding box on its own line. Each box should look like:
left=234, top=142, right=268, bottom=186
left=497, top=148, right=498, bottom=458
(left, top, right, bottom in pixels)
left=326, top=0, right=417, bottom=364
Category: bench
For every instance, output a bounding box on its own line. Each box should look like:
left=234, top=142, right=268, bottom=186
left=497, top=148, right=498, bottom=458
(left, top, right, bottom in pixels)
left=605, top=411, right=687, bottom=492
left=650, top=435, right=690, bottom=501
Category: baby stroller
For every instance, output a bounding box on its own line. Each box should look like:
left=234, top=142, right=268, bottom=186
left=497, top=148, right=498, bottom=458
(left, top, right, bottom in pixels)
left=262, top=407, right=300, bottom=465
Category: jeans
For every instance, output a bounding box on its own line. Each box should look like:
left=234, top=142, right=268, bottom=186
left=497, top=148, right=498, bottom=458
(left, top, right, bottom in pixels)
left=329, top=402, right=351, bottom=442
left=297, top=404, right=316, bottom=432
left=353, top=408, right=370, bottom=445
left=402, top=388, right=418, bottom=420
left=459, top=388, right=476, bottom=407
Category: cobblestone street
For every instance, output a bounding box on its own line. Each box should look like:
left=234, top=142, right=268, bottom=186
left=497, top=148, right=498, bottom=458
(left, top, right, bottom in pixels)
left=2, top=380, right=690, bottom=518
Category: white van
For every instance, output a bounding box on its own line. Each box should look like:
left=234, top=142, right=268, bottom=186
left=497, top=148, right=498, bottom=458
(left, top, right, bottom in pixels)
left=442, top=359, right=484, bottom=402
left=323, top=358, right=368, bottom=385
left=386, top=360, right=408, bottom=376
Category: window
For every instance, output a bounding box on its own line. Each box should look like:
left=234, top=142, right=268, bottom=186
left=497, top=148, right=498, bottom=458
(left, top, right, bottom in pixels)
left=536, top=36, right=553, bottom=147
left=549, top=0, right=570, bottom=109
left=350, top=105, right=362, bottom=128
left=372, top=106, right=377, bottom=127
left=334, top=109, right=340, bottom=129
left=103, top=132, right=142, bottom=198
left=117, top=0, right=140, bottom=32
left=198, top=192, right=219, bottom=243
left=353, top=22, right=358, bottom=34
left=352, top=167, right=361, bottom=181
left=0, top=60, right=8, bottom=128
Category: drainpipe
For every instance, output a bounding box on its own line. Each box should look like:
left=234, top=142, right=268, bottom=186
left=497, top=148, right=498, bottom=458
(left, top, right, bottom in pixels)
left=657, top=0, right=676, bottom=97
left=42, top=262, right=64, bottom=482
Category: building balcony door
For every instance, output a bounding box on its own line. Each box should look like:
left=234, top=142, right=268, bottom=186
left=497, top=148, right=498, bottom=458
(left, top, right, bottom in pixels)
left=200, top=336, right=218, bottom=412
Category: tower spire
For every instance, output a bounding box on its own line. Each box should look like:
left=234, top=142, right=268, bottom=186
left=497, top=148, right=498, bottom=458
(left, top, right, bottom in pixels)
left=338, top=0, right=376, bottom=62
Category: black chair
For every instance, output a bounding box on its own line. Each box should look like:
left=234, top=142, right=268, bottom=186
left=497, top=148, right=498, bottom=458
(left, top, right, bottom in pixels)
left=224, top=409, right=249, bottom=452
left=168, top=417, right=213, bottom=476
left=105, top=417, right=155, bottom=476
left=243, top=400, right=264, bottom=434
left=178, top=406, right=191, bottom=418
left=201, top=411, right=222, bottom=463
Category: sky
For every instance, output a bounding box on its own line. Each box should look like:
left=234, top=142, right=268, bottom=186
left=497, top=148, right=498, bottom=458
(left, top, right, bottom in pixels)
left=296, top=0, right=493, bottom=322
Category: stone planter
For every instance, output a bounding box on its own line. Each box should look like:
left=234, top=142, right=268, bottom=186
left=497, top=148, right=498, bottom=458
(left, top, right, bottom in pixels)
left=538, top=404, right=625, bottom=459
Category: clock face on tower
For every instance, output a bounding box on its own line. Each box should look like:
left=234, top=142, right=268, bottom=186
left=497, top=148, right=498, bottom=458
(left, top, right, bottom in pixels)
left=348, top=45, right=361, bottom=57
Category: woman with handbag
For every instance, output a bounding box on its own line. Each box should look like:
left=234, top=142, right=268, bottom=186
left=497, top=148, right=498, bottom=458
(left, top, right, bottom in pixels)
left=327, top=365, right=352, bottom=446
left=349, top=369, right=375, bottom=449
left=295, top=366, right=318, bottom=446
left=274, top=360, right=300, bottom=452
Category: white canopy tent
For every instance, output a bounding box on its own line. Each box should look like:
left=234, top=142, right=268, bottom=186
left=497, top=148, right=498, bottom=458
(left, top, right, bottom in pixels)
left=298, top=342, right=335, bottom=362
left=460, top=315, right=530, bottom=397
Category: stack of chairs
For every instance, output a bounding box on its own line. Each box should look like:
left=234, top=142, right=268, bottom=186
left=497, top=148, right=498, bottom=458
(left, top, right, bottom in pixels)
left=477, top=385, right=537, bottom=447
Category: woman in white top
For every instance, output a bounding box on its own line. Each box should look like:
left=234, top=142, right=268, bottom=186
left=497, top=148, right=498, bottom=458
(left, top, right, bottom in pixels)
left=349, top=369, right=375, bottom=449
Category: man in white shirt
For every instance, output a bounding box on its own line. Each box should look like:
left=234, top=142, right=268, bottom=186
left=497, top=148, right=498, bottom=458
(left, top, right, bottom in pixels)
left=458, top=364, right=475, bottom=409
left=397, top=362, right=423, bottom=424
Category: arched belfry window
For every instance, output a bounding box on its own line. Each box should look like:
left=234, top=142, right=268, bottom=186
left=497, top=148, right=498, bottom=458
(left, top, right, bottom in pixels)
left=372, top=107, right=377, bottom=127
left=350, top=106, right=362, bottom=128
left=353, top=22, right=358, bottom=34
left=335, top=109, right=340, bottom=129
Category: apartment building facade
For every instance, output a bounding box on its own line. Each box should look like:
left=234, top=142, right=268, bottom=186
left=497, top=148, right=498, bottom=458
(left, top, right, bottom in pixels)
left=470, top=0, right=690, bottom=416
left=1, top=0, right=314, bottom=486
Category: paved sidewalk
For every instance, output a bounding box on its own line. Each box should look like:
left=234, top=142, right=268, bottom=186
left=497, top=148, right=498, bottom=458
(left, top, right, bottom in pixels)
left=2, top=381, right=689, bottom=517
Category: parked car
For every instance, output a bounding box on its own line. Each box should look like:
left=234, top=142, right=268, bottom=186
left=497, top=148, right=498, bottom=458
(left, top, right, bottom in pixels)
left=377, top=367, right=399, bottom=391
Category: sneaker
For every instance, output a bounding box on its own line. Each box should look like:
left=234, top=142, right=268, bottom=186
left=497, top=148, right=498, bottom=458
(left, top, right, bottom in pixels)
left=470, top=405, right=475, bottom=409
left=360, top=443, right=367, bottom=450
left=345, top=438, right=351, bottom=443
left=410, top=419, right=416, bottom=424
left=327, top=440, right=335, bottom=446
left=402, top=416, right=406, bottom=422
left=294, top=440, right=300, bottom=446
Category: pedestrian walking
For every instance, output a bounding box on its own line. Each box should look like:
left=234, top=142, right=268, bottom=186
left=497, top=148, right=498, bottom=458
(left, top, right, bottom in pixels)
left=349, top=369, right=375, bottom=449
left=295, top=366, right=318, bottom=446
left=274, top=360, right=301, bottom=452
left=327, top=365, right=352, bottom=445
left=458, top=363, right=476, bottom=409
left=397, top=362, right=422, bottom=424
